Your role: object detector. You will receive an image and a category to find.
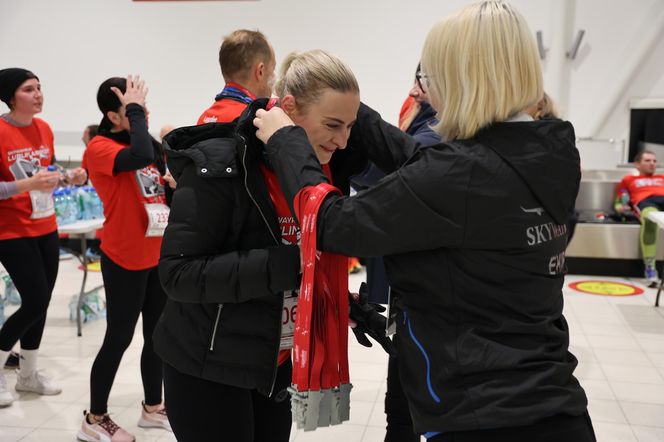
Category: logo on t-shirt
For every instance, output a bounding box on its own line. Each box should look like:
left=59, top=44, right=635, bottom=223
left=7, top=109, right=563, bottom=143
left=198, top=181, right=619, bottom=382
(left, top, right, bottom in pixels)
left=135, top=166, right=165, bottom=201
left=7, top=146, right=50, bottom=179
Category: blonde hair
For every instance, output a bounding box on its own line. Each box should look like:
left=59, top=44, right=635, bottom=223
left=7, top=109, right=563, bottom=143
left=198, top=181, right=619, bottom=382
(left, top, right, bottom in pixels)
left=421, top=0, right=543, bottom=140
left=275, top=50, right=359, bottom=110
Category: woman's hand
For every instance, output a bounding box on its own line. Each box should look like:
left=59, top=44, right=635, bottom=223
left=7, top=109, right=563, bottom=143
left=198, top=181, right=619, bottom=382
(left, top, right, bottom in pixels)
left=20, top=170, right=60, bottom=193
left=163, top=171, right=177, bottom=189
left=65, top=167, right=88, bottom=185
left=111, top=74, right=148, bottom=108
left=253, top=107, right=295, bottom=144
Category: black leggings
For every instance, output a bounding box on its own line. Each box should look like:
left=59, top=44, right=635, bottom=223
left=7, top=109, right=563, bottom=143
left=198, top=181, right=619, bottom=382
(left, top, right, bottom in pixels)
left=89, top=252, right=167, bottom=415
left=428, top=411, right=596, bottom=442
left=164, top=359, right=293, bottom=442
left=0, top=231, right=59, bottom=351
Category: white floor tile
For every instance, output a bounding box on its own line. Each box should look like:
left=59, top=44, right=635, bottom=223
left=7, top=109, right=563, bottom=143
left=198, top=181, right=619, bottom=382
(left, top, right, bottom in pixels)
left=621, top=402, right=664, bottom=428
left=632, top=425, right=664, bottom=441
left=587, top=398, right=628, bottom=424
left=602, top=364, right=664, bottom=384
left=592, top=422, right=638, bottom=441
left=611, top=382, right=664, bottom=405
left=0, top=427, right=32, bottom=442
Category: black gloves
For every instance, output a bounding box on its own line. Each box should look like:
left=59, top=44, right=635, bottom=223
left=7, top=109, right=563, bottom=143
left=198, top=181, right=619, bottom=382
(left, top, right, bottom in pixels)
left=349, top=282, right=396, bottom=357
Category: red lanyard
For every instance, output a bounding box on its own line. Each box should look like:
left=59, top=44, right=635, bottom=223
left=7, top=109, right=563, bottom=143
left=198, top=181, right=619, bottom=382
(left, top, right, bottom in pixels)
left=292, top=183, right=349, bottom=392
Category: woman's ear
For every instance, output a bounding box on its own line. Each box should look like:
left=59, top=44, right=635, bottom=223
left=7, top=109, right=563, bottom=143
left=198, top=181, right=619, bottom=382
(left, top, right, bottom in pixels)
left=280, top=95, right=297, bottom=117
left=107, top=110, right=122, bottom=127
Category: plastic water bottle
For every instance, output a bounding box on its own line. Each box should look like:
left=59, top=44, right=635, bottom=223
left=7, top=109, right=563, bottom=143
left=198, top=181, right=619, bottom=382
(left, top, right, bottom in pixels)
left=76, top=187, right=92, bottom=220
left=62, top=187, right=78, bottom=224
left=54, top=188, right=65, bottom=225
left=89, top=187, right=104, bottom=219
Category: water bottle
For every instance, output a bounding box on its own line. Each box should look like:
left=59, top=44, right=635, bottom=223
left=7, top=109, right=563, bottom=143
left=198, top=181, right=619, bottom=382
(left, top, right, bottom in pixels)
left=76, top=187, right=91, bottom=220
left=63, top=187, right=78, bottom=224
left=89, top=187, right=104, bottom=219
left=53, top=188, right=65, bottom=225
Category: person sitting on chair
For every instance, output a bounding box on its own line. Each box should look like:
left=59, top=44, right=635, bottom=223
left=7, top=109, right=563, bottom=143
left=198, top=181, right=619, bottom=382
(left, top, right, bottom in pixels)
left=615, top=150, right=664, bottom=286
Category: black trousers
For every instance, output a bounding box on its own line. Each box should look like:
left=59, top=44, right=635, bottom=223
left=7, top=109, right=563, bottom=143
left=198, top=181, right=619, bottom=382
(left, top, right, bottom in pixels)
left=163, top=359, right=293, bottom=442
left=385, top=353, right=419, bottom=442
left=89, top=252, right=167, bottom=415
left=428, top=411, right=596, bottom=442
left=0, top=231, right=59, bottom=351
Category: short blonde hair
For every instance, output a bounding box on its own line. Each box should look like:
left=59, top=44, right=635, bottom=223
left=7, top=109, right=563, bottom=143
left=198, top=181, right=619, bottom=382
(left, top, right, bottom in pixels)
left=275, top=50, right=359, bottom=111
left=421, top=1, right=543, bottom=140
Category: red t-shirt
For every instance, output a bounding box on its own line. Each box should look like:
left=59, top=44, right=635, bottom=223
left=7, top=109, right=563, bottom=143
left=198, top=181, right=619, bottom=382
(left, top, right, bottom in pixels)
left=617, top=174, right=664, bottom=207
left=85, top=136, right=166, bottom=270
left=196, top=82, right=255, bottom=125
left=0, top=118, right=57, bottom=240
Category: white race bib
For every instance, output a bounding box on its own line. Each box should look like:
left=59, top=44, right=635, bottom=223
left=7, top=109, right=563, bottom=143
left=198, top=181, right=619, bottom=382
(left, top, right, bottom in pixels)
left=144, top=203, right=170, bottom=237
left=29, top=190, right=55, bottom=219
left=280, top=293, right=298, bottom=350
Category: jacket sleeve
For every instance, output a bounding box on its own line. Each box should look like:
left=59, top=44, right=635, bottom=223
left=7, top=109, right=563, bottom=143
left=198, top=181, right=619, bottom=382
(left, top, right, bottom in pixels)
left=158, top=164, right=300, bottom=304
left=347, top=103, right=422, bottom=173
left=266, top=126, right=467, bottom=257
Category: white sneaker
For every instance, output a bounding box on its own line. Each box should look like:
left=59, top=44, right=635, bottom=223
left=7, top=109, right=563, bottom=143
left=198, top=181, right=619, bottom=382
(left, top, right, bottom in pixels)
left=15, top=370, right=62, bottom=395
left=137, top=402, right=172, bottom=432
left=0, top=370, right=13, bottom=407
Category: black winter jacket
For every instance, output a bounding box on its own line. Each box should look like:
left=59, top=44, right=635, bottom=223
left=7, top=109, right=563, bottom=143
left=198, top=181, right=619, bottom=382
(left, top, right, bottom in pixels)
left=265, top=104, right=588, bottom=433
left=153, top=100, right=366, bottom=395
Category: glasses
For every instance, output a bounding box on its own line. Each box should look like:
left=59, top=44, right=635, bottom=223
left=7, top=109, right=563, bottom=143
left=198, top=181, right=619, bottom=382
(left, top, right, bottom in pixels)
left=415, top=69, right=429, bottom=93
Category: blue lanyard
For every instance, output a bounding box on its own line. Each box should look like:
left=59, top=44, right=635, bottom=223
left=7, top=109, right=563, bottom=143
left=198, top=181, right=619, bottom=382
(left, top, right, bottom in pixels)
left=214, top=85, right=254, bottom=105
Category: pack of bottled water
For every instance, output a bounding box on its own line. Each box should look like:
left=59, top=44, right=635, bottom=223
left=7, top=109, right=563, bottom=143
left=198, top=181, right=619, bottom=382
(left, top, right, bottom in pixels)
left=0, top=271, right=22, bottom=326
left=54, top=185, right=104, bottom=225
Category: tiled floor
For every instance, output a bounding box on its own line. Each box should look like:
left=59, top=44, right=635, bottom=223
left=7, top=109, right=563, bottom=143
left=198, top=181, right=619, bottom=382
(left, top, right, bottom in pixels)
left=3, top=259, right=664, bottom=441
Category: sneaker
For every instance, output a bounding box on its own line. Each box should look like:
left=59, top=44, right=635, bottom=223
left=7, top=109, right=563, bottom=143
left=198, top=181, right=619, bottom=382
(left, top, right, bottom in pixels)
left=4, top=351, right=19, bottom=369
left=138, top=401, right=172, bottom=431
left=85, top=247, right=101, bottom=262
left=15, top=370, right=62, bottom=395
left=0, top=371, right=13, bottom=407
left=59, top=248, right=73, bottom=260
left=646, top=264, right=659, bottom=288
left=78, top=411, right=136, bottom=442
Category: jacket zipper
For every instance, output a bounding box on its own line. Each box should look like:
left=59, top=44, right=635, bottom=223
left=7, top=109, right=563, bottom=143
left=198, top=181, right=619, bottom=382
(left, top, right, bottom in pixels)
left=240, top=135, right=284, bottom=396
left=209, top=304, right=224, bottom=351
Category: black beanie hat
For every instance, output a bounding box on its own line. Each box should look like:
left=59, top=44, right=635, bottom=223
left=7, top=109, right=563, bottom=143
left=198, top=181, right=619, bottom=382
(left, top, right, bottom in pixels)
left=97, top=77, right=126, bottom=130
left=0, top=68, right=39, bottom=108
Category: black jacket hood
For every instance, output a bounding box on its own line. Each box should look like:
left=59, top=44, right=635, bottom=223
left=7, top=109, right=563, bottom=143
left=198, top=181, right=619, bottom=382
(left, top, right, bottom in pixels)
left=472, top=119, right=580, bottom=225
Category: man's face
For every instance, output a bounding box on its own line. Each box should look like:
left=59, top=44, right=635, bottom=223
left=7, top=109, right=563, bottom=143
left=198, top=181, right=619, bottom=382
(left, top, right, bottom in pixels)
left=636, top=153, right=658, bottom=175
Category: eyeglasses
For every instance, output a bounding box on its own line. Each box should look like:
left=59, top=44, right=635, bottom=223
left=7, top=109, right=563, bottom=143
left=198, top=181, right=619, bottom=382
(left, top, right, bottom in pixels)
left=415, top=69, right=429, bottom=93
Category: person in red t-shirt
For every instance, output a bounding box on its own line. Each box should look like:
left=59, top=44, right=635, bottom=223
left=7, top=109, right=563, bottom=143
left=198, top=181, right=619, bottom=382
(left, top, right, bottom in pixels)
left=80, top=76, right=171, bottom=442
left=615, top=150, right=664, bottom=285
left=196, top=29, right=276, bottom=125
left=0, top=68, right=67, bottom=407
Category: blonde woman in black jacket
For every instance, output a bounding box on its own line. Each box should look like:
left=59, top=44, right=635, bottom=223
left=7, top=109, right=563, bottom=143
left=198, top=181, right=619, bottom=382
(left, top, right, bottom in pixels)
left=253, top=2, right=594, bottom=441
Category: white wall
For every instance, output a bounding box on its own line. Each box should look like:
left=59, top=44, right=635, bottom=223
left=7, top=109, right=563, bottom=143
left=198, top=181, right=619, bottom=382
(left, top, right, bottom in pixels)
left=1, top=0, right=663, bottom=163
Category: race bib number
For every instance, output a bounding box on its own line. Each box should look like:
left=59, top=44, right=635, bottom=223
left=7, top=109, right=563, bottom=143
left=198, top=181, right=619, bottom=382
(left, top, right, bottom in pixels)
left=280, top=293, right=298, bottom=350
left=29, top=190, right=55, bottom=219
left=144, top=203, right=170, bottom=237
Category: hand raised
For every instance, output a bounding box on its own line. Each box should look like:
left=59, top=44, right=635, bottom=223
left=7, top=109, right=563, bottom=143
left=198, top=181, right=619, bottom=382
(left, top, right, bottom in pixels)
left=111, top=74, right=148, bottom=108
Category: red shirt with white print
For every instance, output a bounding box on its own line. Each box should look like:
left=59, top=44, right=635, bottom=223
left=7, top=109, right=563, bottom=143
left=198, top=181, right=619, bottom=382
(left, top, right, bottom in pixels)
left=0, top=117, right=56, bottom=240
left=196, top=82, right=256, bottom=125
left=617, top=174, right=664, bottom=207
left=85, top=136, right=166, bottom=270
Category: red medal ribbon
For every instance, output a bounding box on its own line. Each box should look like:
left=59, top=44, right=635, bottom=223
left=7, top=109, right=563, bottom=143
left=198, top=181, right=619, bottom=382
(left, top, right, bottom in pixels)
left=291, top=183, right=350, bottom=392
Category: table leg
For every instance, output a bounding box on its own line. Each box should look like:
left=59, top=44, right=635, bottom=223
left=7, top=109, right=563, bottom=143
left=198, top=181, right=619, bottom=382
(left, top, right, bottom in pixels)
left=76, top=236, right=88, bottom=337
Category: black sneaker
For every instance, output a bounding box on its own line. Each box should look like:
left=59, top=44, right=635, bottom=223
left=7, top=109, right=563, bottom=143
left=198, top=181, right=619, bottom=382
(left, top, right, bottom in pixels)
left=4, top=351, right=19, bottom=369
